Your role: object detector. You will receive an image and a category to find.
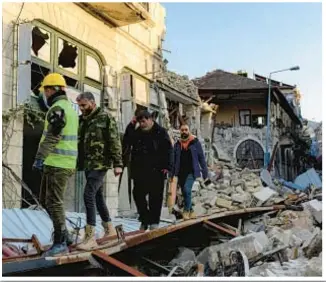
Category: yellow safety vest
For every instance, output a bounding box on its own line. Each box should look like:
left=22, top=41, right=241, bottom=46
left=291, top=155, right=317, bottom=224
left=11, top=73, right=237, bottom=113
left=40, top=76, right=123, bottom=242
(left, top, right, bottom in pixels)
left=40, top=99, right=78, bottom=169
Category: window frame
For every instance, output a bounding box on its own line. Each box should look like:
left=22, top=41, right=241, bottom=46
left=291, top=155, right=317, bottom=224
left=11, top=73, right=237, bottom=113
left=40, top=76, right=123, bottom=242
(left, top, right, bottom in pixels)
left=30, top=20, right=104, bottom=104
left=239, top=109, right=252, bottom=126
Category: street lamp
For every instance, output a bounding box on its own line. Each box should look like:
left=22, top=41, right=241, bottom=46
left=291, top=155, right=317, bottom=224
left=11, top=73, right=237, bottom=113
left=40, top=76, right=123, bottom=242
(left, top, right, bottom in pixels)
left=264, top=66, right=300, bottom=168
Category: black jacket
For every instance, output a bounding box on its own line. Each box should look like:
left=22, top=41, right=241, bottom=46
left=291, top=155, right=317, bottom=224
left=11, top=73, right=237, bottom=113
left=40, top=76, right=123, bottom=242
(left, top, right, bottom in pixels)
left=122, top=122, right=173, bottom=178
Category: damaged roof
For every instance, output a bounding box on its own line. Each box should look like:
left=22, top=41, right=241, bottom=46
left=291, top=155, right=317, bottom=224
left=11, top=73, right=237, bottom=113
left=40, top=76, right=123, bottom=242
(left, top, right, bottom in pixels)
left=193, top=69, right=269, bottom=90
left=2, top=209, right=169, bottom=247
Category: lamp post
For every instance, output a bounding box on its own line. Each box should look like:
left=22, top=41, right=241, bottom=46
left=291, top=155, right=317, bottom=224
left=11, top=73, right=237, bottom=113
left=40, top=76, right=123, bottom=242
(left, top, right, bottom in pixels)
left=264, top=66, right=300, bottom=168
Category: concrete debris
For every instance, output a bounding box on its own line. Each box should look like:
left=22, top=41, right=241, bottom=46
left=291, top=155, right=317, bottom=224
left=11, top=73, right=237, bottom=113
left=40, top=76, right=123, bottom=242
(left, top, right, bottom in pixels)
left=169, top=247, right=197, bottom=273
left=249, top=254, right=322, bottom=277
left=197, top=231, right=270, bottom=268
left=302, top=227, right=322, bottom=259
left=301, top=199, right=322, bottom=224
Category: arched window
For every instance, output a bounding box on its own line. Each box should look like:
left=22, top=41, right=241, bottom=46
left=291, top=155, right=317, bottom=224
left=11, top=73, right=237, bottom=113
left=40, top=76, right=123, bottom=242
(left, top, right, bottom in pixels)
left=30, top=21, right=104, bottom=108
left=236, top=139, right=264, bottom=169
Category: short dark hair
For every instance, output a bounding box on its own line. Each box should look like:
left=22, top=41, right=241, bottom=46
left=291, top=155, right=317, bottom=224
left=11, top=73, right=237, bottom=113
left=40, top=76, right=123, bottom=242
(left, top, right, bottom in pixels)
left=76, top=92, right=95, bottom=102
left=136, top=110, right=152, bottom=121
left=180, top=123, right=189, bottom=129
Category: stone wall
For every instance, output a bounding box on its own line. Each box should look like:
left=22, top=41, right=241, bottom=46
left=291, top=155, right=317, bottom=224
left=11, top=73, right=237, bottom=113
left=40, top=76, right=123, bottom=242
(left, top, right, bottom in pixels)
left=214, top=126, right=274, bottom=163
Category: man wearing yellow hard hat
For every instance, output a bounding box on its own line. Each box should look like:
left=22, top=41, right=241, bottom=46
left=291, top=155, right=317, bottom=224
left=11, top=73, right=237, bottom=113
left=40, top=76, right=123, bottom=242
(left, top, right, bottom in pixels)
left=33, top=73, right=78, bottom=256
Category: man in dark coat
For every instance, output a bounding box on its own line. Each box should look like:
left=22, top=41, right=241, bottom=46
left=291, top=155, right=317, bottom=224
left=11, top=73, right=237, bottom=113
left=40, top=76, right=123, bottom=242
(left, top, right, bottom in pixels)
left=123, top=110, right=173, bottom=230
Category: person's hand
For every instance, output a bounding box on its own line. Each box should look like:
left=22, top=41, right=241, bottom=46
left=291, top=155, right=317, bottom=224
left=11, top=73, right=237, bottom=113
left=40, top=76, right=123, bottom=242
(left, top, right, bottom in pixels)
left=131, top=116, right=137, bottom=125
left=161, top=169, right=168, bottom=175
left=32, top=159, right=44, bottom=171
left=114, top=167, right=123, bottom=177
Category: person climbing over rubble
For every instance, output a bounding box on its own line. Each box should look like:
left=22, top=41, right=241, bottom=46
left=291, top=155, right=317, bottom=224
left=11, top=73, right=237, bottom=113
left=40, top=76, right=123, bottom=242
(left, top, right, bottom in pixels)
left=172, top=124, right=208, bottom=220
left=76, top=92, right=123, bottom=251
left=33, top=73, right=78, bottom=256
left=123, top=109, right=173, bottom=231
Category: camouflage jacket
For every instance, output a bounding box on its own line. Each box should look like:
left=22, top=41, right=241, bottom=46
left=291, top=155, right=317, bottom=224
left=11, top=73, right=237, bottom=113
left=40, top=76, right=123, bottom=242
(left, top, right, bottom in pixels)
left=77, top=107, right=123, bottom=171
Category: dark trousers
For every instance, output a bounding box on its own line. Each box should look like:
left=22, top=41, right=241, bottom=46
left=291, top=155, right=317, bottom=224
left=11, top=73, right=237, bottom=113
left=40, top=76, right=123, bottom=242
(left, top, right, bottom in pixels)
left=39, top=165, right=74, bottom=243
left=133, top=171, right=165, bottom=225
left=84, top=170, right=111, bottom=226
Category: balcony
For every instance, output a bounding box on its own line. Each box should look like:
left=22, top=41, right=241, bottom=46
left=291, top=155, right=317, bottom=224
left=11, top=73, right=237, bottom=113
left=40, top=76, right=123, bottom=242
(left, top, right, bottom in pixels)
left=76, top=2, right=154, bottom=27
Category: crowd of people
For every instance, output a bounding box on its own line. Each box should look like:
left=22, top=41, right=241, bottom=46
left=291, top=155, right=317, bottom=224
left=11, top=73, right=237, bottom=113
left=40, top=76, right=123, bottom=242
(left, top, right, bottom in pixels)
left=33, top=73, right=208, bottom=256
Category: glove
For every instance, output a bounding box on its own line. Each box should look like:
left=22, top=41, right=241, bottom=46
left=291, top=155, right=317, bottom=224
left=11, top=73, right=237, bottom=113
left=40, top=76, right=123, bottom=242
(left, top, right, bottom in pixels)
left=33, top=159, right=44, bottom=171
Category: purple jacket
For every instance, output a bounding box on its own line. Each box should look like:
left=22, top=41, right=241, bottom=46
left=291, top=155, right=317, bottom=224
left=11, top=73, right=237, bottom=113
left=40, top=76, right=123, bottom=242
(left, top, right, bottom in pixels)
left=172, top=137, right=208, bottom=179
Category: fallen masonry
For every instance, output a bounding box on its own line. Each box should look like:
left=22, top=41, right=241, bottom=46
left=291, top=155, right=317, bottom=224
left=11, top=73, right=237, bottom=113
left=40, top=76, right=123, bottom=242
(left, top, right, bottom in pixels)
left=2, top=164, right=322, bottom=277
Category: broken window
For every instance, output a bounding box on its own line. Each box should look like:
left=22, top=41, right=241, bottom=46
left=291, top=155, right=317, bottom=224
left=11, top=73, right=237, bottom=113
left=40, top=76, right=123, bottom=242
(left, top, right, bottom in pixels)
left=58, top=38, right=78, bottom=74
left=86, top=55, right=101, bottom=82
left=31, top=26, right=51, bottom=62
left=167, top=99, right=180, bottom=129
left=239, top=110, right=251, bottom=126
left=31, top=63, right=50, bottom=96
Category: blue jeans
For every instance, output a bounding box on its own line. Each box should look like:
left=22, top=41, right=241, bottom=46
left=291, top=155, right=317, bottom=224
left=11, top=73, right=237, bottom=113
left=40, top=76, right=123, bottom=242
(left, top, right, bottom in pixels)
left=179, top=174, right=195, bottom=212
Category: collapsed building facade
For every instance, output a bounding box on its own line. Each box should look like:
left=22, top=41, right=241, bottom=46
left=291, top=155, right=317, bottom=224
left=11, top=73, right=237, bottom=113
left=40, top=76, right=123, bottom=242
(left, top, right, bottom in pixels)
left=193, top=70, right=305, bottom=181
left=2, top=2, right=201, bottom=216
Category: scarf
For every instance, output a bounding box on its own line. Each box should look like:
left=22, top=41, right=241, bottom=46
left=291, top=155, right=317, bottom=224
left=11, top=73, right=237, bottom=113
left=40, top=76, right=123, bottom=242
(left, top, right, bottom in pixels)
left=180, top=135, right=195, bottom=151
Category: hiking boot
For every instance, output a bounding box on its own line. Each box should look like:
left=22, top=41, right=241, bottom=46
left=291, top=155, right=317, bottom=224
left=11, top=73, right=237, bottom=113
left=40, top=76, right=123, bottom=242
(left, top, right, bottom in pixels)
left=140, top=223, right=148, bottom=231
left=149, top=224, right=159, bottom=230
left=189, top=211, right=196, bottom=219
left=182, top=211, right=190, bottom=220
left=44, top=242, right=69, bottom=257
left=102, top=221, right=117, bottom=237
left=76, top=225, right=98, bottom=251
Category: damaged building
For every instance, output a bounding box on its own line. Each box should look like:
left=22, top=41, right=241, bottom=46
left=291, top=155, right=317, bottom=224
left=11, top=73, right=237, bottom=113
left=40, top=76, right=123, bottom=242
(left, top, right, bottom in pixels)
left=193, top=69, right=304, bottom=180
left=2, top=3, right=202, bottom=217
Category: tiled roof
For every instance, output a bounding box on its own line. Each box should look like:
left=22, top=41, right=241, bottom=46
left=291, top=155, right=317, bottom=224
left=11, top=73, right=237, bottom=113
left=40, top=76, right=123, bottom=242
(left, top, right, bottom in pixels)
left=193, top=69, right=269, bottom=90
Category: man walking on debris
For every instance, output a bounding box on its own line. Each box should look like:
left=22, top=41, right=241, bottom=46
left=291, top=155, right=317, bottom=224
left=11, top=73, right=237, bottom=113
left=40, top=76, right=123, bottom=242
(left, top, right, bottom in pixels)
left=172, top=124, right=208, bottom=220
left=33, top=73, right=78, bottom=256
left=76, top=92, right=123, bottom=251
left=123, top=110, right=173, bottom=230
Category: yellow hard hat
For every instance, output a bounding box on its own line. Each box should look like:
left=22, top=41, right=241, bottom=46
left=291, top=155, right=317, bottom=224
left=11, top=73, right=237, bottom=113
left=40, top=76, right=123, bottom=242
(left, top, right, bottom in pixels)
left=39, top=73, right=66, bottom=92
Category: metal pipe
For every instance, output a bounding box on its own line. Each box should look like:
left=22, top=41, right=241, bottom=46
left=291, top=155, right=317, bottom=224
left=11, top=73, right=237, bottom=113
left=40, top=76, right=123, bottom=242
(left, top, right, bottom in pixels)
left=264, top=73, right=272, bottom=167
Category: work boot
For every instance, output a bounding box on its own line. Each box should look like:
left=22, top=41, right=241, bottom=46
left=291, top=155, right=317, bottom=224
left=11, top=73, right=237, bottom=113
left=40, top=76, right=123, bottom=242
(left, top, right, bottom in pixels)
left=149, top=224, right=159, bottom=230
left=102, top=221, right=117, bottom=237
left=76, top=225, right=98, bottom=251
left=182, top=211, right=190, bottom=220
left=189, top=210, right=196, bottom=219
left=140, top=223, right=148, bottom=231
left=44, top=242, right=69, bottom=257
left=44, top=231, right=69, bottom=257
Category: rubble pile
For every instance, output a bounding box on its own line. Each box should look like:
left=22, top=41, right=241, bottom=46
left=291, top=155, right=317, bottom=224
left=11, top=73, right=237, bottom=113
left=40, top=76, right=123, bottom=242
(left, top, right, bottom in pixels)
left=160, top=71, right=199, bottom=100
left=173, top=164, right=289, bottom=217
left=167, top=202, right=322, bottom=277
left=167, top=162, right=322, bottom=277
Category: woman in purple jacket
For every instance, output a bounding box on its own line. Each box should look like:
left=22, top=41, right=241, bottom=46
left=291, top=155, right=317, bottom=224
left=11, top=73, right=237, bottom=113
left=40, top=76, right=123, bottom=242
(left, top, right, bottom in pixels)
left=172, top=124, right=208, bottom=220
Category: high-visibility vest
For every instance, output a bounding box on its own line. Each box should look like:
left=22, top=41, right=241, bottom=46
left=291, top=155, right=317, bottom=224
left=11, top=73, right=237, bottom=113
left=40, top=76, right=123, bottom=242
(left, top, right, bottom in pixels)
left=40, top=99, right=78, bottom=169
